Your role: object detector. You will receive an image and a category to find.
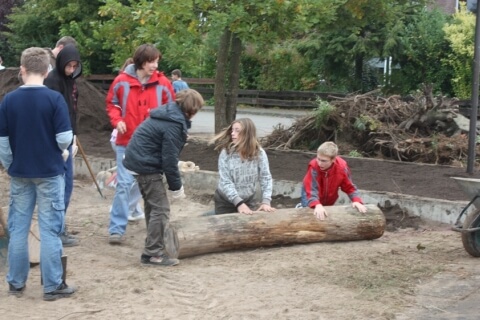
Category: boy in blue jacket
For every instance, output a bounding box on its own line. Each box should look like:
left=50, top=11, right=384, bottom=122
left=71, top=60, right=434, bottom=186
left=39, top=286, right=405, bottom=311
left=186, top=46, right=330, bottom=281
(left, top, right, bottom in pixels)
left=0, top=47, right=75, bottom=300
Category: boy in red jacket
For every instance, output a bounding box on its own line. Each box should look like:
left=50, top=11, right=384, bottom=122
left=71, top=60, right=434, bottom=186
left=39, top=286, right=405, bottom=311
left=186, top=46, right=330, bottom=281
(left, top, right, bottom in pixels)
left=300, top=141, right=367, bottom=220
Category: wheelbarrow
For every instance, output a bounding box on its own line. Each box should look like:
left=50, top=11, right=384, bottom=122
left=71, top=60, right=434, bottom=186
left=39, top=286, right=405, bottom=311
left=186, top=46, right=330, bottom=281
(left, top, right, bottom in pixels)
left=451, top=177, right=480, bottom=257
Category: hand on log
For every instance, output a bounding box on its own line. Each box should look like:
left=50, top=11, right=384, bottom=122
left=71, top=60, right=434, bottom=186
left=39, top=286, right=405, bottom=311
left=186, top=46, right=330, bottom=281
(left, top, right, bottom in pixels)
left=257, top=203, right=276, bottom=213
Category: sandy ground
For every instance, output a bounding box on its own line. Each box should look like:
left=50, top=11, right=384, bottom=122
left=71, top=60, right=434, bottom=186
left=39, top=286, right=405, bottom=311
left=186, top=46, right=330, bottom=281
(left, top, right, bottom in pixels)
left=1, top=173, right=479, bottom=320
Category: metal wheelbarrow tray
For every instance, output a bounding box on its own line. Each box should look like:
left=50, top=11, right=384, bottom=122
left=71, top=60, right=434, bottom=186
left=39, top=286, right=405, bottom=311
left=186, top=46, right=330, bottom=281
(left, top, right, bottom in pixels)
left=451, top=177, right=480, bottom=257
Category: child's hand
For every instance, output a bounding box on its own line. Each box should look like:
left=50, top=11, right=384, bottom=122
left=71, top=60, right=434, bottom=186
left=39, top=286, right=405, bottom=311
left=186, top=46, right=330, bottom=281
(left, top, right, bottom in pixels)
left=72, top=135, right=78, bottom=157
left=62, top=149, right=69, bottom=162
left=314, top=204, right=328, bottom=220
left=352, top=202, right=367, bottom=213
left=116, top=121, right=127, bottom=134
left=257, top=204, right=276, bottom=213
left=169, top=186, right=186, bottom=199
left=237, top=203, right=253, bottom=215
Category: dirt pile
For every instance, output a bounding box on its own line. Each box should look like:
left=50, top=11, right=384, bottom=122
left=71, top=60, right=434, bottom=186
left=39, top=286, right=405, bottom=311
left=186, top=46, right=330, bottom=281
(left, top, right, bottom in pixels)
left=263, top=85, right=479, bottom=166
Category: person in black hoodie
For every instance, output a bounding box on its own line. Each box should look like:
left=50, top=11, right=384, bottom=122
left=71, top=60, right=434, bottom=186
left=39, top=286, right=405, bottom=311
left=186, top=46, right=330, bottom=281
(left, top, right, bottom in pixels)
left=44, top=44, right=82, bottom=247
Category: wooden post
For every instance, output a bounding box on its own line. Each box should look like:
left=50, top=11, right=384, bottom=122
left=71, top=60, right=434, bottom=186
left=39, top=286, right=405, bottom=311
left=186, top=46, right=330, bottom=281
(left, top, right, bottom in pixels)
left=172, top=204, right=385, bottom=259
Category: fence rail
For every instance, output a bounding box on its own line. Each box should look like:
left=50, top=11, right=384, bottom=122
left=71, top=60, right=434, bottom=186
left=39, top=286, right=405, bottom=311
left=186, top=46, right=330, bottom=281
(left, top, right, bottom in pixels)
left=84, top=74, right=343, bottom=108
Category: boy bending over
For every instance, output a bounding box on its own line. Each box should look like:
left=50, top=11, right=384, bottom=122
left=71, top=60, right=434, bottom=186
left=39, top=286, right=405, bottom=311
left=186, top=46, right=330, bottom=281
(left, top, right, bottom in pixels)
left=300, top=141, right=367, bottom=220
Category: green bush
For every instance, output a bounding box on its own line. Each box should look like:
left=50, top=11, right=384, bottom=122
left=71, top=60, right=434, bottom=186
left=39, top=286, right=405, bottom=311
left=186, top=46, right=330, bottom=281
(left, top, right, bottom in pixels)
left=443, top=6, right=475, bottom=99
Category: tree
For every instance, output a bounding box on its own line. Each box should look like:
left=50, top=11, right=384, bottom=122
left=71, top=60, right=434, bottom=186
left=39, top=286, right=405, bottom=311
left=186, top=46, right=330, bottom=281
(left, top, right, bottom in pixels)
left=392, top=8, right=452, bottom=95
left=443, top=4, right=476, bottom=99
left=0, top=0, right=23, bottom=65
left=201, top=0, right=339, bottom=132
left=96, top=0, right=340, bottom=132
left=4, top=0, right=111, bottom=73
left=299, top=0, right=429, bottom=93
left=97, top=0, right=205, bottom=73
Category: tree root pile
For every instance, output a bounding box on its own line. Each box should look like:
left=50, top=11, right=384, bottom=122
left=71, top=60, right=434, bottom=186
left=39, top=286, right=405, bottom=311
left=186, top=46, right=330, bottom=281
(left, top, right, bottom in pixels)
left=262, top=86, right=477, bottom=165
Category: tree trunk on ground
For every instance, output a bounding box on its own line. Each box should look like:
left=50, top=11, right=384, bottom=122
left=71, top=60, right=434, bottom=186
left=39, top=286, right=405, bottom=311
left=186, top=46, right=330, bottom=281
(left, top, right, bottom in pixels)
left=172, top=205, right=385, bottom=259
left=225, top=33, right=242, bottom=123
left=214, top=28, right=231, bottom=133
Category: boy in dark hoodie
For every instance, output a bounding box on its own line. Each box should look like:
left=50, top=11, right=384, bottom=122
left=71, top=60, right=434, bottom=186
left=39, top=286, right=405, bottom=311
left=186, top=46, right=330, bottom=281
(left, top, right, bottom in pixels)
left=44, top=44, right=82, bottom=247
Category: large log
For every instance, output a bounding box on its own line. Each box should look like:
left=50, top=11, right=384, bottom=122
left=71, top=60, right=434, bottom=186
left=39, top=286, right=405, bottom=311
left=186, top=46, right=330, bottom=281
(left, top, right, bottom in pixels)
left=172, top=204, right=385, bottom=259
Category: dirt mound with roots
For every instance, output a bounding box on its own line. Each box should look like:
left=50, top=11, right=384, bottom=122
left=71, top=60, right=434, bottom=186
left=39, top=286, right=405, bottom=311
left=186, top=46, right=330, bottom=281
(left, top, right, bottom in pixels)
left=262, top=85, right=479, bottom=166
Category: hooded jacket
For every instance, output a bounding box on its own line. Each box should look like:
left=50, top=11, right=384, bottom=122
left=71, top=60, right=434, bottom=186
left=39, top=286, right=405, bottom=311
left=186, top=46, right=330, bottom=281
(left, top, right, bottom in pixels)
left=106, top=64, right=175, bottom=146
left=123, top=102, right=190, bottom=191
left=44, top=44, right=82, bottom=134
left=300, top=156, right=363, bottom=208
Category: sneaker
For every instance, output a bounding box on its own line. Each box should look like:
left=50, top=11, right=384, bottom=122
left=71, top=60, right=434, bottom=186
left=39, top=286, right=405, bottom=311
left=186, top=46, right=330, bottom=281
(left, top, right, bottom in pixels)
left=61, top=233, right=79, bottom=247
left=43, top=282, right=76, bottom=301
left=8, top=283, right=26, bottom=297
left=141, top=254, right=179, bottom=266
left=128, top=213, right=145, bottom=222
left=109, top=233, right=124, bottom=244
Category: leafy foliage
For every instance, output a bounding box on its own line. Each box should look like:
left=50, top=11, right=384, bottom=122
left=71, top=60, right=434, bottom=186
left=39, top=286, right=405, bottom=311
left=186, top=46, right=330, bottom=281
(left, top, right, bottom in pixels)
left=253, top=42, right=317, bottom=91
left=298, top=0, right=429, bottom=92
left=313, top=98, right=335, bottom=129
left=4, top=0, right=111, bottom=73
left=443, top=5, right=476, bottom=99
left=389, top=8, right=452, bottom=95
left=0, top=0, right=23, bottom=65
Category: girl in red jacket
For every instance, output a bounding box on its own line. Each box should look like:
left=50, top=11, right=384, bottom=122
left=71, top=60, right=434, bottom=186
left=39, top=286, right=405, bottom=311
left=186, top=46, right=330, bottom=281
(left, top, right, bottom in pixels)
left=300, top=141, right=367, bottom=220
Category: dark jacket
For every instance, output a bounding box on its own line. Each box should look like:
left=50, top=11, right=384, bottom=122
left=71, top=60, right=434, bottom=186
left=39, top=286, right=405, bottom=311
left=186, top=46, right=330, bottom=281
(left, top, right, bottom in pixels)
left=44, top=44, right=82, bottom=134
left=123, top=102, right=190, bottom=191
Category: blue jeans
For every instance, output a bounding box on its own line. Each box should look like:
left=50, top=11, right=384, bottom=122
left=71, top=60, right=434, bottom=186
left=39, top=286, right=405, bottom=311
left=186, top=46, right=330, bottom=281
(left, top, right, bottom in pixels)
left=110, top=142, right=143, bottom=218
left=108, top=146, right=134, bottom=235
left=6, top=175, right=65, bottom=293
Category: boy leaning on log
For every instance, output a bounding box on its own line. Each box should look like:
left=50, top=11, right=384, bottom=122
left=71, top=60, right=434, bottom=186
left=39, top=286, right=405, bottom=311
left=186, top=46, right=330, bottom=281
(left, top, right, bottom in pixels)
left=298, top=141, right=367, bottom=220
left=0, top=47, right=76, bottom=300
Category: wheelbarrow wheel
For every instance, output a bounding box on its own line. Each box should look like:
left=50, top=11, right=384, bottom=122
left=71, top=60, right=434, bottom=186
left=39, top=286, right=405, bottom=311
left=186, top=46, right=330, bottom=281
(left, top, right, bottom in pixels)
left=461, top=209, right=480, bottom=257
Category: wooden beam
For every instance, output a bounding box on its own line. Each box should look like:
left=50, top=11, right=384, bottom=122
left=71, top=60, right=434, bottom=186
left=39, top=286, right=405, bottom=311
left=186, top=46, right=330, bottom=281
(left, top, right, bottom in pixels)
left=172, top=204, right=385, bottom=259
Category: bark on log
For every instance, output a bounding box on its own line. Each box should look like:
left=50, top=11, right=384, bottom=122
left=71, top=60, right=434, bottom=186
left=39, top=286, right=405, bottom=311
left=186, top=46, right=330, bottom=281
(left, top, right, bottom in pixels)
left=172, top=204, right=385, bottom=259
